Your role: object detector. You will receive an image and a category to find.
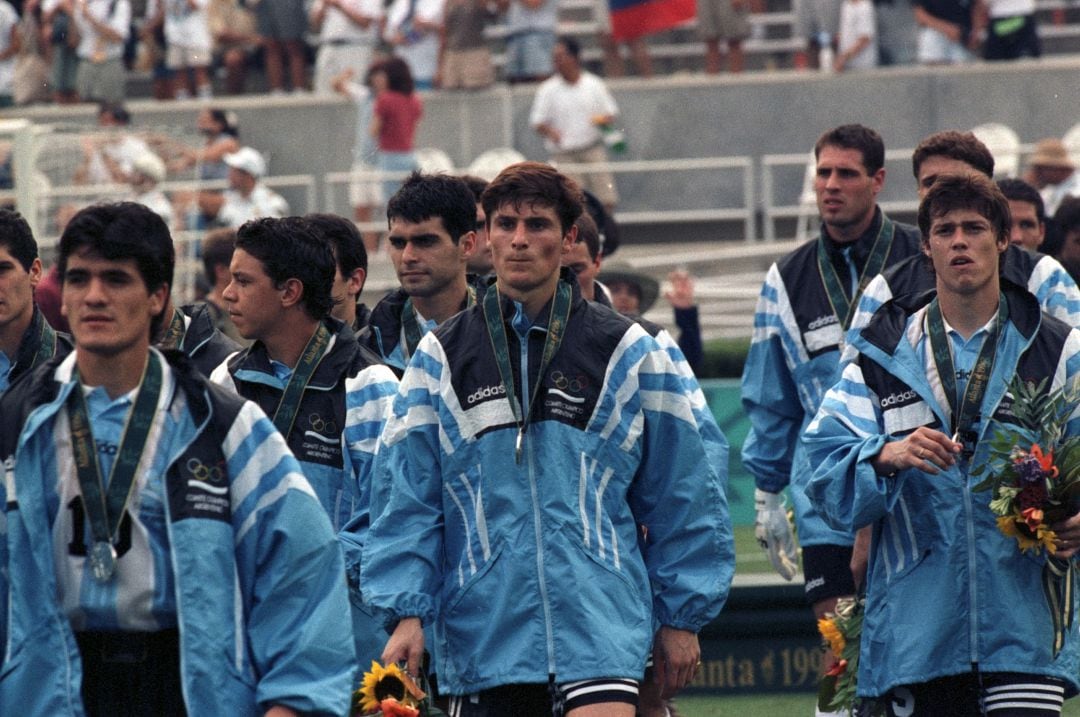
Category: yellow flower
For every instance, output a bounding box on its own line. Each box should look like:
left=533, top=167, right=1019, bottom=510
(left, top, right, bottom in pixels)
left=818, top=617, right=845, bottom=657
left=997, top=515, right=1058, bottom=554
left=357, top=661, right=418, bottom=714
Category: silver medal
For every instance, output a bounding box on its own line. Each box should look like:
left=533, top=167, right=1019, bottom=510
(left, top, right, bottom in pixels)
left=89, top=541, right=118, bottom=583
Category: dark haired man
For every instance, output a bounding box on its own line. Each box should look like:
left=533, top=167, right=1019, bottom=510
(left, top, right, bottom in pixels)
left=0, top=208, right=72, bottom=394
left=741, top=125, right=923, bottom=695
left=461, top=174, right=494, bottom=277
left=807, top=173, right=1080, bottom=715
left=0, top=202, right=355, bottom=715
left=210, top=216, right=398, bottom=670
left=999, top=177, right=1047, bottom=252
left=530, top=35, right=620, bottom=213
left=357, top=162, right=733, bottom=715
left=359, top=171, right=477, bottom=374
left=199, top=227, right=247, bottom=345
left=306, top=212, right=371, bottom=330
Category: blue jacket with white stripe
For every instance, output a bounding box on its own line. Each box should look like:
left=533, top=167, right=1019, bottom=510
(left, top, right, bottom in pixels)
left=0, top=350, right=355, bottom=716
left=805, top=284, right=1080, bottom=697
left=356, top=274, right=734, bottom=695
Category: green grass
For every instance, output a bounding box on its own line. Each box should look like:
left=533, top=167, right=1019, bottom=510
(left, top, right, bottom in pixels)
left=674, top=693, right=1080, bottom=716
left=734, top=524, right=775, bottom=575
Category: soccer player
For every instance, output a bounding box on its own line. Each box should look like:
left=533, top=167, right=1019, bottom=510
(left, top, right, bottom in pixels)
left=0, top=202, right=354, bottom=715
left=357, top=162, right=734, bottom=715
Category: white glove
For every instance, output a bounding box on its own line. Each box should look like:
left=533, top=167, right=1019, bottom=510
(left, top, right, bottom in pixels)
left=754, top=488, right=799, bottom=581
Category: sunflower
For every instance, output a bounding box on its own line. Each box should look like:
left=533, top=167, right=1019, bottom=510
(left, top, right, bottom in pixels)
left=356, top=661, right=424, bottom=714
left=997, top=515, right=1058, bottom=554
left=818, top=617, right=845, bottom=657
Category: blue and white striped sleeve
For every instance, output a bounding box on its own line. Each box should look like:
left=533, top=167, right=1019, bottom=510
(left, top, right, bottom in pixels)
left=740, top=264, right=805, bottom=493
left=804, top=359, right=896, bottom=534
left=844, top=272, right=895, bottom=363
left=1031, top=255, right=1080, bottom=328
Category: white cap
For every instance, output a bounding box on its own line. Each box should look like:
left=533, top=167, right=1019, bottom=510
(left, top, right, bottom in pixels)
left=131, top=152, right=166, bottom=183
left=223, top=146, right=267, bottom=178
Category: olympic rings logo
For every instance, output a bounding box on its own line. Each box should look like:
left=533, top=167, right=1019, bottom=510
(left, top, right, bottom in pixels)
left=186, top=457, right=224, bottom=483
left=307, top=413, right=339, bottom=435
left=550, top=370, right=587, bottom=393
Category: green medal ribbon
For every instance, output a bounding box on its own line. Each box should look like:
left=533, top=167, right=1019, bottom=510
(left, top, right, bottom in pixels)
left=67, top=351, right=163, bottom=583
left=271, top=322, right=332, bottom=440
left=482, top=280, right=572, bottom=464
left=158, top=308, right=187, bottom=352
left=402, top=286, right=477, bottom=361
left=816, top=215, right=896, bottom=331
left=926, top=293, right=1007, bottom=452
left=30, top=314, right=58, bottom=370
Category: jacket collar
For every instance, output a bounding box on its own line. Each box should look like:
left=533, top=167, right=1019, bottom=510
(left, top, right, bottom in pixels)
left=233, top=317, right=358, bottom=390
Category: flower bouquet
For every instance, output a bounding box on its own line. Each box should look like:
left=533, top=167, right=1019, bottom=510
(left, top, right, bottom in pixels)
left=352, top=661, right=447, bottom=717
left=817, top=596, right=873, bottom=717
left=971, top=376, right=1080, bottom=655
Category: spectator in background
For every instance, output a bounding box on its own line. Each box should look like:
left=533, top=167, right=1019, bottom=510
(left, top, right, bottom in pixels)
left=370, top=57, right=422, bottom=206
left=913, top=0, right=983, bottom=64
left=792, top=0, right=841, bottom=69
left=0, top=0, right=21, bottom=108
left=207, top=0, right=258, bottom=94
left=592, top=0, right=653, bottom=78
left=42, top=0, right=80, bottom=103
left=502, top=0, right=556, bottom=83
left=834, top=0, right=877, bottom=70
left=875, top=0, right=918, bottom=65
left=383, top=0, right=441, bottom=89
left=984, top=0, right=1040, bottom=59
left=333, top=64, right=383, bottom=254
left=1054, top=197, right=1080, bottom=284
left=127, top=150, right=175, bottom=227
left=437, top=0, right=497, bottom=89
left=72, top=0, right=132, bottom=103
left=75, top=102, right=155, bottom=185
left=530, top=36, right=620, bottom=213
left=157, top=0, right=213, bottom=98
left=699, top=0, right=749, bottom=74
left=256, top=0, right=308, bottom=93
left=199, top=146, right=289, bottom=228
left=998, top=177, right=1047, bottom=253
left=310, top=0, right=380, bottom=95
left=1025, top=138, right=1080, bottom=217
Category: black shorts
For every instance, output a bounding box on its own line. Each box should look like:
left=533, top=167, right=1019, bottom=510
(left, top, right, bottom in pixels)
left=448, top=678, right=639, bottom=716
left=802, top=543, right=856, bottom=605
left=864, top=672, right=1065, bottom=717
left=76, top=629, right=186, bottom=717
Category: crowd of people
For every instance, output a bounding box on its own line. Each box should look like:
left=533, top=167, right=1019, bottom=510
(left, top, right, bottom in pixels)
left=0, top=0, right=1073, bottom=107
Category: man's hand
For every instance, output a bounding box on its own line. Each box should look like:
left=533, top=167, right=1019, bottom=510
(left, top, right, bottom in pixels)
left=381, top=617, right=425, bottom=678
left=1052, top=512, right=1080, bottom=559
left=754, top=488, right=798, bottom=580
left=870, top=426, right=960, bottom=477
left=264, top=707, right=299, bottom=717
left=664, top=269, right=695, bottom=310
left=652, top=626, right=700, bottom=698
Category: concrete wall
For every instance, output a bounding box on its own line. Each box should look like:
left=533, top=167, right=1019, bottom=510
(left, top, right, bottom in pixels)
left=10, top=57, right=1080, bottom=231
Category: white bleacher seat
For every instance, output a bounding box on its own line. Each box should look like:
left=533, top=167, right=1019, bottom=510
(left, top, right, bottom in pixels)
left=971, top=122, right=1021, bottom=178
left=467, top=147, right=527, bottom=181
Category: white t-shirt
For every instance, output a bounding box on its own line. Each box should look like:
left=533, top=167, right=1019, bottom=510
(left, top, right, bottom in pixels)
left=147, top=0, right=211, bottom=51
left=85, top=134, right=154, bottom=185
left=0, top=0, right=18, bottom=97
left=315, top=0, right=381, bottom=43
left=218, top=183, right=289, bottom=227
left=74, top=0, right=132, bottom=62
left=383, top=0, right=443, bottom=82
left=529, top=71, right=619, bottom=154
left=838, top=0, right=877, bottom=70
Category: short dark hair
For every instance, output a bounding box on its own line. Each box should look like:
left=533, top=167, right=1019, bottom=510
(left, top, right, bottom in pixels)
left=912, top=131, right=995, bottom=180
left=59, top=202, right=174, bottom=334
left=305, top=213, right=368, bottom=277
left=370, top=57, right=414, bottom=95
left=0, top=209, right=38, bottom=271
left=459, top=174, right=489, bottom=202
left=387, top=172, right=477, bottom=243
left=557, top=35, right=581, bottom=60
left=205, top=108, right=239, bottom=137
left=918, top=173, right=1011, bottom=246
left=997, top=178, right=1046, bottom=225
left=98, top=102, right=130, bottom=125
left=234, top=217, right=335, bottom=321
left=1056, top=197, right=1080, bottom=233
left=814, top=124, right=885, bottom=175
left=574, top=213, right=601, bottom=262
left=481, top=162, right=584, bottom=235
left=201, top=227, right=236, bottom=284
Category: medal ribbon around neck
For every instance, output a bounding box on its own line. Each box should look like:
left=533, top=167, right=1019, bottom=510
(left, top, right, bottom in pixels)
left=482, top=279, right=572, bottom=464
left=67, top=351, right=163, bottom=582
left=816, top=215, right=896, bottom=331
left=926, top=293, right=1007, bottom=445
left=271, top=321, right=332, bottom=440
left=402, top=286, right=477, bottom=360
left=158, top=308, right=187, bottom=352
